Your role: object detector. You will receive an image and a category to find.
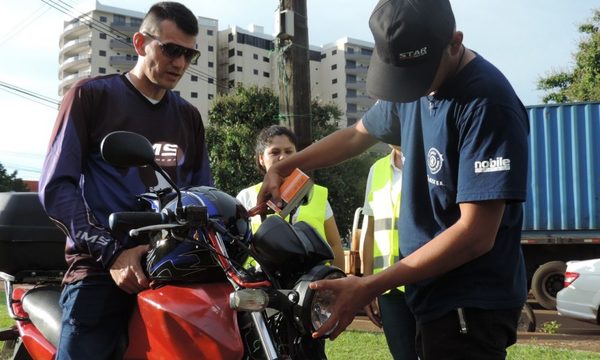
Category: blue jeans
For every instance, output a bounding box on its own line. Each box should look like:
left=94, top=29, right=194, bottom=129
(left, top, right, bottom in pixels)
left=56, top=276, right=135, bottom=360
left=378, top=289, right=418, bottom=360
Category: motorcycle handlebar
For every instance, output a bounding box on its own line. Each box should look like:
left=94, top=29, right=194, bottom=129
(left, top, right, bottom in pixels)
left=109, top=212, right=170, bottom=235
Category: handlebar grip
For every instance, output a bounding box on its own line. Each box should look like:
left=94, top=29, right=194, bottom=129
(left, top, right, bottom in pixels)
left=109, top=212, right=169, bottom=234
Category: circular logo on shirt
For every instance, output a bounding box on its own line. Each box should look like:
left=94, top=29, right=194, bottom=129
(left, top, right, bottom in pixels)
left=427, top=147, right=444, bottom=174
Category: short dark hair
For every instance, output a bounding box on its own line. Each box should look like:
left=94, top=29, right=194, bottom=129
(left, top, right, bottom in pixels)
left=255, top=125, right=298, bottom=174
left=140, top=2, right=198, bottom=37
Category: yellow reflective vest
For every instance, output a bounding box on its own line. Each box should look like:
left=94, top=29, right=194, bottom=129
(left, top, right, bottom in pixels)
left=367, top=153, right=402, bottom=291
left=248, top=183, right=328, bottom=239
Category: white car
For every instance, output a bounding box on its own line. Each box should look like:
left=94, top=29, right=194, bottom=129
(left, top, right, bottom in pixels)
left=556, top=258, right=600, bottom=325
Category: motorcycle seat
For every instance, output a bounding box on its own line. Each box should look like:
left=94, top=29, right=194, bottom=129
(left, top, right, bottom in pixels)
left=22, top=286, right=62, bottom=347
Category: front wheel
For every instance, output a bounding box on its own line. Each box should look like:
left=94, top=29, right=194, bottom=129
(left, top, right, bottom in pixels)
left=531, top=261, right=566, bottom=310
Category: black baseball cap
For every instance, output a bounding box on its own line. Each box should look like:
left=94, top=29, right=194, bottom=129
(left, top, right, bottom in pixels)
left=366, top=0, right=455, bottom=102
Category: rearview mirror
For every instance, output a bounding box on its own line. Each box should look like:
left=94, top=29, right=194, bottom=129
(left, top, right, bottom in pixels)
left=100, top=131, right=155, bottom=168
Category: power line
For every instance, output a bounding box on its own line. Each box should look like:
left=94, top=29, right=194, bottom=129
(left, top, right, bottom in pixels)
left=0, top=80, right=60, bottom=109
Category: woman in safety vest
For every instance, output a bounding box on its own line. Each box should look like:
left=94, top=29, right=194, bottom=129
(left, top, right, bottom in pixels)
left=236, top=125, right=345, bottom=269
left=361, top=145, right=417, bottom=360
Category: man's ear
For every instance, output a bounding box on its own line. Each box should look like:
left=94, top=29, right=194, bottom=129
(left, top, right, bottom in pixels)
left=449, top=31, right=464, bottom=56
left=132, top=32, right=146, bottom=56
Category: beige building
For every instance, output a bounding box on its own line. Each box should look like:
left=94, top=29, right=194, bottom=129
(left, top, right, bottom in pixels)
left=58, top=1, right=374, bottom=127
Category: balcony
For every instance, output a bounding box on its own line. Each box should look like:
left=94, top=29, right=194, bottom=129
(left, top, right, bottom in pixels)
left=110, top=22, right=139, bottom=35
left=109, top=38, right=134, bottom=53
left=59, top=71, right=92, bottom=95
left=61, top=21, right=92, bottom=41
left=60, top=38, right=91, bottom=58
left=60, top=55, right=91, bottom=72
left=345, top=65, right=368, bottom=76
left=110, top=55, right=137, bottom=70
left=345, top=80, right=365, bottom=90
left=346, top=95, right=375, bottom=107
left=345, top=52, right=372, bottom=63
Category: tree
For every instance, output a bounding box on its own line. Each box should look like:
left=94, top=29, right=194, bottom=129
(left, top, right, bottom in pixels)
left=206, top=85, right=378, bottom=243
left=0, top=162, right=28, bottom=192
left=537, top=9, right=600, bottom=103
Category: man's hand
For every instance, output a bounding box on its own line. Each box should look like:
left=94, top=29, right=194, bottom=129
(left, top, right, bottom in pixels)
left=257, top=165, right=288, bottom=208
left=109, top=245, right=150, bottom=294
left=309, top=275, right=375, bottom=340
left=364, top=298, right=382, bottom=328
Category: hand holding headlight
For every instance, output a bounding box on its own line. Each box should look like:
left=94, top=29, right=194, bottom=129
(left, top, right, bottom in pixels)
left=308, top=275, right=375, bottom=340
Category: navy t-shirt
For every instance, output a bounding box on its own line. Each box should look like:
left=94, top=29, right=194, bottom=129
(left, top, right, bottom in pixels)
left=363, top=55, right=529, bottom=322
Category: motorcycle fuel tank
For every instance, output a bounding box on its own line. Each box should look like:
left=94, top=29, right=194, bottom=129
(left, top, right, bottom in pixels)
left=124, top=282, right=244, bottom=360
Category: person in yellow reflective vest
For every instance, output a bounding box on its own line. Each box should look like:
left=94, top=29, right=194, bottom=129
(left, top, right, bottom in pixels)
left=361, top=145, right=417, bottom=360
left=236, top=125, right=345, bottom=269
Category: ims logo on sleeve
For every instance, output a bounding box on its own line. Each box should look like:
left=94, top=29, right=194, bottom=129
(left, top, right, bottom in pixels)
left=474, top=157, right=511, bottom=173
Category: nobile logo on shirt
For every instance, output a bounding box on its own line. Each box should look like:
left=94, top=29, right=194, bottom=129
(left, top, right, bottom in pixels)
left=474, top=157, right=511, bottom=173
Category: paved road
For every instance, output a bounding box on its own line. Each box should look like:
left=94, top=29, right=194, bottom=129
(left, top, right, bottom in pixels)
left=349, top=305, right=600, bottom=340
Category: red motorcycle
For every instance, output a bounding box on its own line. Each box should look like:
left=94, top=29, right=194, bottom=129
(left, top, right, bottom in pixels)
left=0, top=131, right=345, bottom=359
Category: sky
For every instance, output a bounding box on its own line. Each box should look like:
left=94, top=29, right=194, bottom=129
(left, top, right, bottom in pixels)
left=0, top=0, right=597, bottom=180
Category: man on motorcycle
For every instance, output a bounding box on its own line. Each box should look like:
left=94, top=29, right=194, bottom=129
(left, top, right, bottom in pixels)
left=38, top=2, right=212, bottom=359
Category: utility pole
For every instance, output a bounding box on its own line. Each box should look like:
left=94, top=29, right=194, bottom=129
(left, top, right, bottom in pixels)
left=276, top=0, right=312, bottom=151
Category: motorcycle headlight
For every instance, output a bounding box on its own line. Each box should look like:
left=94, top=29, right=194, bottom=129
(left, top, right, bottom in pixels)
left=293, top=265, right=346, bottom=336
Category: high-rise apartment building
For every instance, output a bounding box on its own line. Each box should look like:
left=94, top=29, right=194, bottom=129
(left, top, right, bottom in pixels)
left=57, top=1, right=375, bottom=127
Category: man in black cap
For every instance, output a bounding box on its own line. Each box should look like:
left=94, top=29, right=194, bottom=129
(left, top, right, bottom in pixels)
left=258, top=0, right=529, bottom=358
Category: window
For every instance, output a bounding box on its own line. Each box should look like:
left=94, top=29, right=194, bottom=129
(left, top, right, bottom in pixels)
left=332, top=49, right=337, bottom=55
left=321, top=53, right=327, bottom=59
left=253, top=69, right=258, bottom=75
left=173, top=90, right=180, bottom=96
left=228, top=48, right=235, bottom=57
left=331, top=64, right=337, bottom=70
left=208, top=45, right=214, bottom=52
left=99, top=50, right=106, bottom=56
left=228, top=33, right=234, bottom=42
left=130, top=18, right=142, bottom=28
left=208, top=61, right=214, bottom=68
left=237, top=50, right=243, bottom=56
left=208, top=94, right=214, bottom=100
left=208, top=78, right=214, bottom=84
left=191, top=75, right=198, bottom=82
left=263, top=71, right=270, bottom=78
left=237, top=66, right=243, bottom=72
left=99, top=16, right=107, bottom=23
left=228, top=80, right=235, bottom=88
left=207, top=29, right=214, bottom=36
left=113, top=15, right=125, bottom=25
left=99, top=33, right=107, bottom=39
left=253, top=54, right=258, bottom=60
left=332, top=93, right=338, bottom=99
left=191, top=92, right=198, bottom=98
left=347, top=47, right=355, bottom=54
left=99, top=67, right=106, bottom=74
left=332, top=78, right=337, bottom=84
left=228, top=64, right=235, bottom=73
left=263, top=56, right=269, bottom=63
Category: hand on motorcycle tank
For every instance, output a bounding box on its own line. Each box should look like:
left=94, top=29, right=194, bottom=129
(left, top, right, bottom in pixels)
left=110, top=245, right=150, bottom=294
left=309, top=275, right=374, bottom=340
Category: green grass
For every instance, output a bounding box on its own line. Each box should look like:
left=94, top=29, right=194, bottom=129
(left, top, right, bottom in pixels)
left=326, top=331, right=600, bottom=360
left=0, top=290, right=14, bottom=328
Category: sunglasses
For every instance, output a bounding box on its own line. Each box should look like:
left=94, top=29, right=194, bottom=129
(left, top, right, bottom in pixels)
left=143, top=32, right=200, bottom=64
